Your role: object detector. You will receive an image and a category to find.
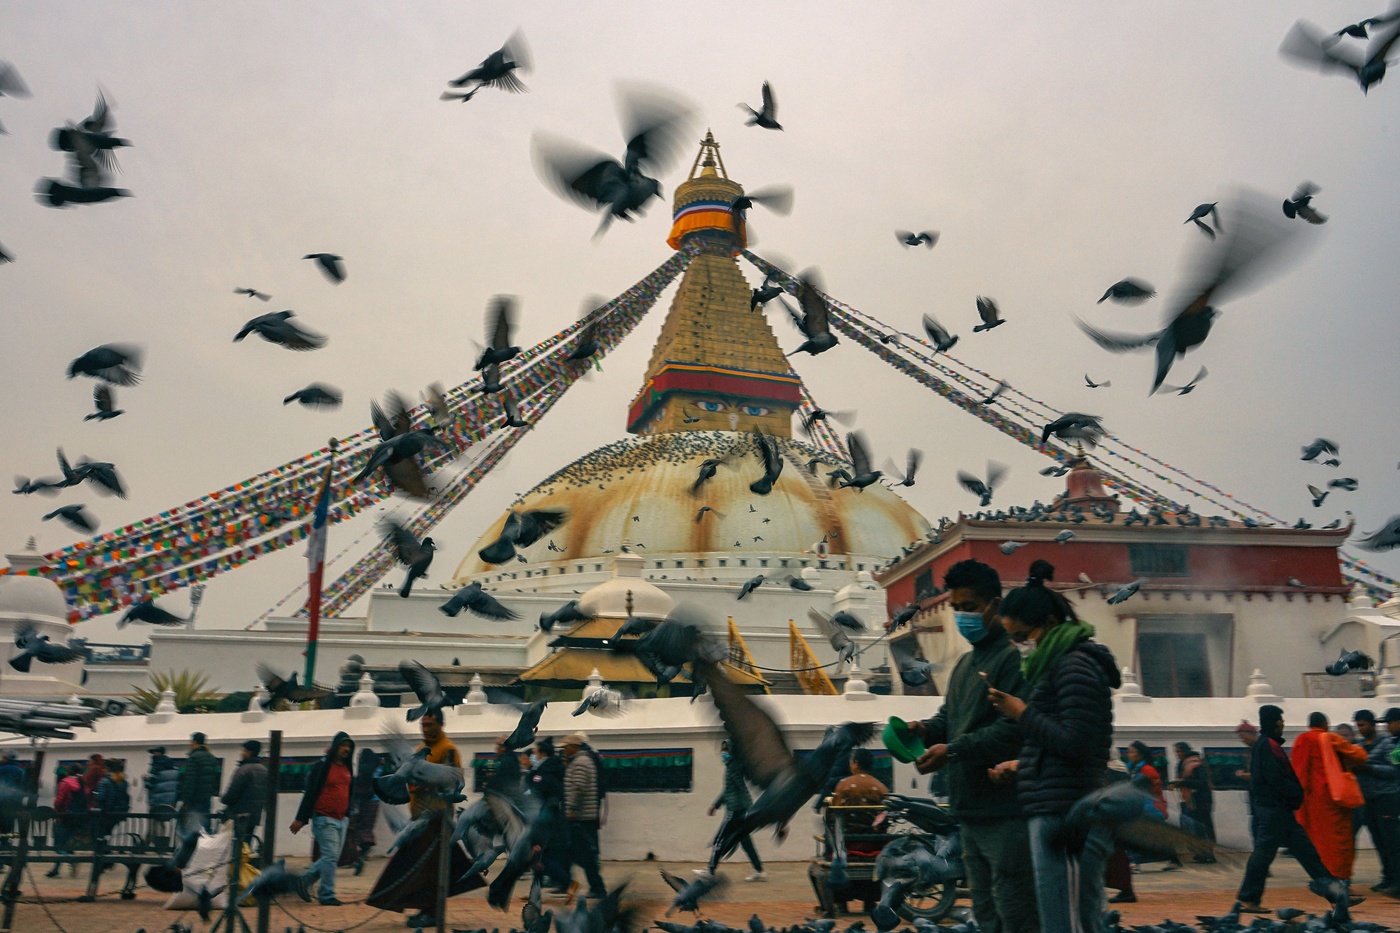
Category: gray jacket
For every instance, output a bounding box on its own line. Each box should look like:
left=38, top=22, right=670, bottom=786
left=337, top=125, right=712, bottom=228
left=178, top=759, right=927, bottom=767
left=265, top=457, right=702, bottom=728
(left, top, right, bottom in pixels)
left=1358, top=733, right=1400, bottom=800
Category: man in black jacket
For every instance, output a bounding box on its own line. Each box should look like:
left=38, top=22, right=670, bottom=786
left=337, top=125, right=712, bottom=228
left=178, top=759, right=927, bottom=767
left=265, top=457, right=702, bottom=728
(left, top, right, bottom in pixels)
left=1236, top=705, right=1352, bottom=912
left=911, top=559, right=1037, bottom=933
left=221, top=740, right=269, bottom=829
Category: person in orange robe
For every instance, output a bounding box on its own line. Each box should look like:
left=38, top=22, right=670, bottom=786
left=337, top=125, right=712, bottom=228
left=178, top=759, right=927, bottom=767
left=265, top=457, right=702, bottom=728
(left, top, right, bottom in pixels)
left=1292, top=711, right=1368, bottom=881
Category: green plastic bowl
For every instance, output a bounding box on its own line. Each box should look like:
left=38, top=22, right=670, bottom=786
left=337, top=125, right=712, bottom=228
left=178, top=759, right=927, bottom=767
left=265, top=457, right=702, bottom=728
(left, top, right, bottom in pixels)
left=882, top=715, right=926, bottom=764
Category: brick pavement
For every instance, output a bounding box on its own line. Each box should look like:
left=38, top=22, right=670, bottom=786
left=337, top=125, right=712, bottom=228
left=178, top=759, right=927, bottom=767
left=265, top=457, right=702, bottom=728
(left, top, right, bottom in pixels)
left=5, top=851, right=1400, bottom=933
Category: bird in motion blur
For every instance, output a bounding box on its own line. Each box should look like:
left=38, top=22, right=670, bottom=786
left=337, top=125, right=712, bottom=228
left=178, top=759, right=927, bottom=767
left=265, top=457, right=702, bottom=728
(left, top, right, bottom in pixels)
left=534, top=82, right=695, bottom=237
left=1042, top=413, right=1105, bottom=448
left=84, top=385, right=123, bottom=421
left=9, top=622, right=82, bottom=673
left=1282, top=182, right=1328, bottom=224
left=1355, top=516, right=1400, bottom=552
left=283, top=383, right=342, bottom=409
left=439, top=581, right=519, bottom=621
left=381, top=520, right=435, bottom=598
left=1301, top=438, right=1339, bottom=461
left=234, top=286, right=271, bottom=301
left=1184, top=202, right=1221, bottom=238
left=42, top=504, right=97, bottom=534
left=1077, top=188, right=1304, bottom=393
left=781, top=270, right=838, bottom=356
left=840, top=432, right=883, bottom=491
left=234, top=310, right=326, bottom=350
left=739, top=80, right=782, bottom=129
left=118, top=598, right=187, bottom=629
left=1158, top=365, right=1207, bottom=395
left=1098, top=278, right=1156, bottom=305
left=922, top=314, right=959, bottom=353
left=1280, top=17, right=1400, bottom=94
left=354, top=388, right=452, bottom=499
left=446, top=32, right=530, bottom=97
left=972, top=296, right=1004, bottom=332
left=40, top=90, right=132, bottom=208
left=254, top=663, right=331, bottom=709
left=303, top=252, right=345, bottom=283
left=958, top=461, right=1008, bottom=507
left=475, top=296, right=521, bottom=370
left=68, top=344, right=141, bottom=386
left=477, top=508, right=566, bottom=565
left=896, top=230, right=938, bottom=248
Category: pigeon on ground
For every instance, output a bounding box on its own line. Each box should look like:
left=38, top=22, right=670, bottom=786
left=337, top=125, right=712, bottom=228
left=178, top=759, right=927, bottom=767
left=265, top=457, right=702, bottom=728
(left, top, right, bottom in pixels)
left=1283, top=182, right=1328, bottom=224
left=68, top=344, right=142, bottom=386
left=1158, top=365, right=1207, bottom=395
left=749, top=432, right=785, bottom=496
left=254, top=663, right=330, bottom=709
left=1280, top=17, right=1400, bottom=94
left=784, top=271, right=838, bottom=356
left=1077, top=188, right=1304, bottom=393
left=972, top=296, right=1004, bottom=332
left=9, top=622, right=83, bottom=673
left=242, top=859, right=313, bottom=904
left=840, top=432, right=883, bottom=491
left=478, top=508, right=567, bottom=565
left=533, top=82, right=694, bottom=237
left=740, top=81, right=782, bottom=130
left=234, top=311, right=326, bottom=350
left=1041, top=413, right=1105, bottom=448
left=449, top=31, right=531, bottom=94
left=118, top=598, right=187, bottom=629
left=896, top=230, right=938, bottom=249
left=1355, top=516, right=1400, bottom=552
left=1107, top=579, right=1147, bottom=605
left=440, top=582, right=519, bottom=620
left=1301, top=438, right=1339, bottom=461
left=476, top=296, right=521, bottom=370
left=282, top=383, right=342, bottom=409
left=381, top=520, right=435, bottom=598
left=233, top=287, right=271, bottom=301
left=302, top=253, right=345, bottom=283
left=84, top=384, right=123, bottom=421
left=1326, top=648, right=1374, bottom=676
left=921, top=314, right=958, bottom=353
left=661, top=869, right=727, bottom=916
left=958, top=462, right=1008, bottom=507
left=1098, top=279, right=1156, bottom=305
left=42, top=504, right=97, bottom=534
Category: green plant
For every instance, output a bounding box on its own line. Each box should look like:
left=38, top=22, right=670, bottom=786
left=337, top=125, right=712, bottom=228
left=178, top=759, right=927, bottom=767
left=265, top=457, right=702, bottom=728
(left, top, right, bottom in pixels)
left=130, top=670, right=221, bottom=714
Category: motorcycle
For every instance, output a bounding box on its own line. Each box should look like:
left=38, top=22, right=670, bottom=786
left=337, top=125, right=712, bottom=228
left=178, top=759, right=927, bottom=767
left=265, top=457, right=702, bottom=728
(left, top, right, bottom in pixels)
left=871, top=794, right=966, bottom=928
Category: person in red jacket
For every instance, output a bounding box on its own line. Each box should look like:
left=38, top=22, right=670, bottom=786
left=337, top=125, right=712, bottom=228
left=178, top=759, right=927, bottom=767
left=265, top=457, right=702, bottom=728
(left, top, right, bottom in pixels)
left=46, top=765, right=87, bottom=878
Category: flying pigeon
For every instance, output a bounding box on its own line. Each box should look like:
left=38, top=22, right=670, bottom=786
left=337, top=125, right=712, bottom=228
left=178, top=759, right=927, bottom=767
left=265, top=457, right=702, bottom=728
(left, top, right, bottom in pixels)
left=1106, top=579, right=1147, bottom=605
left=397, top=660, right=455, bottom=722
left=439, top=581, right=519, bottom=621
left=973, top=296, right=1004, bottom=332
left=448, top=31, right=531, bottom=94
left=889, top=637, right=933, bottom=688
left=784, top=270, right=838, bottom=356
left=1308, top=484, right=1329, bottom=508
left=84, top=384, right=123, bottom=421
left=1098, top=279, right=1156, bottom=305
left=381, top=520, right=435, bottom=598
left=1084, top=374, right=1110, bottom=389
left=283, top=383, right=342, bottom=409
left=9, top=622, right=83, bottom=673
left=840, top=432, right=883, bottom=491
left=42, top=503, right=97, bottom=534
left=118, top=598, right=187, bottom=629
left=475, top=296, right=521, bottom=370
left=1355, top=516, right=1400, bottom=552
left=748, top=431, right=784, bottom=496
left=921, top=314, right=959, bottom=353
left=478, top=508, right=567, bottom=565
left=1283, top=182, right=1328, bottom=224
left=999, top=541, right=1028, bottom=555
left=233, top=287, right=271, bottom=301
left=539, top=600, right=587, bottom=633
left=1280, top=17, right=1400, bottom=94
left=1329, top=477, right=1359, bottom=492
left=1158, top=365, right=1207, bottom=395
left=1042, top=413, right=1105, bottom=448
left=889, top=449, right=922, bottom=488
left=1301, top=438, right=1339, bottom=461
left=303, top=253, right=345, bottom=283
left=234, top=311, right=326, bottom=350
left=897, top=230, right=938, bottom=249
left=958, top=461, right=1008, bottom=507
left=740, top=81, right=782, bottom=130
left=68, top=344, right=142, bottom=386
left=254, top=663, right=330, bottom=709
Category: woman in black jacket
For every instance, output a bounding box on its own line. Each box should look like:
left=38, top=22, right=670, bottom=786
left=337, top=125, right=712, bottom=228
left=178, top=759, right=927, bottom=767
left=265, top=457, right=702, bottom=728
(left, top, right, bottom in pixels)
left=987, top=561, right=1120, bottom=933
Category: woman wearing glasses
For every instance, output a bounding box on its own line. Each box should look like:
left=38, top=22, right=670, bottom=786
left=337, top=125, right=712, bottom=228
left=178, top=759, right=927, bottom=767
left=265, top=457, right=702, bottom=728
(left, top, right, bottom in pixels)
left=985, top=560, right=1121, bottom=933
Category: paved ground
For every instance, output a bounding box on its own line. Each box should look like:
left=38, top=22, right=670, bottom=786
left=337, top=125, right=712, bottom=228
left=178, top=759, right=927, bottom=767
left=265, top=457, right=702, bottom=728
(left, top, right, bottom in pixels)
left=6, top=850, right=1400, bottom=933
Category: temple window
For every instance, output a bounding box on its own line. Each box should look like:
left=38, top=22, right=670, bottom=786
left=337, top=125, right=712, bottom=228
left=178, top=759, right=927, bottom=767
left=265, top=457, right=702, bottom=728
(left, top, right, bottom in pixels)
left=1128, top=543, right=1189, bottom=577
left=1135, top=614, right=1233, bottom=697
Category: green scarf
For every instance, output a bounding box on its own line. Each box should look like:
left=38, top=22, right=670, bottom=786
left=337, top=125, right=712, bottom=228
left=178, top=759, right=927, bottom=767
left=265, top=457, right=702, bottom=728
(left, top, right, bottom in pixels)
left=1021, top=621, right=1096, bottom=685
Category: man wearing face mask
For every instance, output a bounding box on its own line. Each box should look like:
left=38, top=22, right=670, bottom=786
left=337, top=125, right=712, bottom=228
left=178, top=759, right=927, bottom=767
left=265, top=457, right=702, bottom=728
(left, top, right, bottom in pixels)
left=908, top=559, right=1039, bottom=933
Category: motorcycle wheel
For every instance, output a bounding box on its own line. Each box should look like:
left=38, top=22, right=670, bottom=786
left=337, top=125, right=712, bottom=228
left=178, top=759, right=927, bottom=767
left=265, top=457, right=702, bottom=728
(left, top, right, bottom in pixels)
left=898, top=881, right=959, bottom=922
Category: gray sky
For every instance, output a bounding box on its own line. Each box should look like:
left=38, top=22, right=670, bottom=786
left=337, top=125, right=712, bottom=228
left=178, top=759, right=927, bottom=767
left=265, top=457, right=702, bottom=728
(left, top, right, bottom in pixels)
left=2, top=2, right=1398, bottom=643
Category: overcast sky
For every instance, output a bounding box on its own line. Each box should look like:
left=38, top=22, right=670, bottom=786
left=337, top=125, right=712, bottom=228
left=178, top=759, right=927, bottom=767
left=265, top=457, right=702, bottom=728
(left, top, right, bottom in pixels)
left=2, top=2, right=1398, bottom=643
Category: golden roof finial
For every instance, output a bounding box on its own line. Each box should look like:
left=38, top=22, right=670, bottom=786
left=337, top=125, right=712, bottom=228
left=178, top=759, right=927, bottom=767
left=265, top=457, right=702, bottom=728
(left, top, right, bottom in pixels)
left=686, top=130, right=727, bottom=180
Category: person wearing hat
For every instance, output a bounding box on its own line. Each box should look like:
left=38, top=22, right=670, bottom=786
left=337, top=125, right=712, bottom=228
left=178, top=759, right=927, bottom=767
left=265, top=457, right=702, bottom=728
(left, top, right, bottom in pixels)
left=562, top=732, right=607, bottom=901
left=220, top=740, right=269, bottom=829
left=1353, top=710, right=1400, bottom=896
left=1236, top=705, right=1356, bottom=912
left=907, top=558, right=1037, bottom=933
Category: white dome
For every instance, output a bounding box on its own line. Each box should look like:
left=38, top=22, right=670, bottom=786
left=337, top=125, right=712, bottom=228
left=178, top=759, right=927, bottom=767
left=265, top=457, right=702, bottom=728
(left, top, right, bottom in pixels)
left=0, top=573, right=69, bottom=624
left=577, top=553, right=675, bottom=620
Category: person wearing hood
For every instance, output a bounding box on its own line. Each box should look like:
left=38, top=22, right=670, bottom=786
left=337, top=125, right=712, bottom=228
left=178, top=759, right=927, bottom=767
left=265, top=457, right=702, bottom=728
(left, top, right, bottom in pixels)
left=1235, top=705, right=1356, bottom=912
left=910, top=558, right=1038, bottom=933
left=290, top=732, right=355, bottom=907
left=986, top=560, right=1120, bottom=933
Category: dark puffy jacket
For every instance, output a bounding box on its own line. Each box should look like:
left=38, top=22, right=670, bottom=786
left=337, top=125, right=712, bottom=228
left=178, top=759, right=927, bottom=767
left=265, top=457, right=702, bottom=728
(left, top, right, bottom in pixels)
left=1015, top=639, right=1120, bottom=817
left=529, top=755, right=565, bottom=806
left=221, top=759, right=270, bottom=826
left=178, top=745, right=223, bottom=810
left=94, top=775, right=131, bottom=835
left=146, top=755, right=180, bottom=809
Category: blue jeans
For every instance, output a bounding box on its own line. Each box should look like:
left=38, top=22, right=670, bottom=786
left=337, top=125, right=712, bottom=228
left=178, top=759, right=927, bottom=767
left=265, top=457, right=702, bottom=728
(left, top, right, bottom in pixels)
left=308, top=815, right=347, bottom=902
left=1028, top=814, right=1112, bottom=933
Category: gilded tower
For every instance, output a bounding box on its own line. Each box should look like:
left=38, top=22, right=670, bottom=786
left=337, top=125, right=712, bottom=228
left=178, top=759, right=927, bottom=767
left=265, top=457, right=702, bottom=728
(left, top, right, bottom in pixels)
left=626, top=132, right=801, bottom=438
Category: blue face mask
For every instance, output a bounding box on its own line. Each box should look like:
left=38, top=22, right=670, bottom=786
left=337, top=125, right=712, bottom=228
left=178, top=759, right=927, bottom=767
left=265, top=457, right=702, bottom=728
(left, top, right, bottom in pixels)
left=954, top=610, right=987, bottom=644
left=721, top=751, right=731, bottom=763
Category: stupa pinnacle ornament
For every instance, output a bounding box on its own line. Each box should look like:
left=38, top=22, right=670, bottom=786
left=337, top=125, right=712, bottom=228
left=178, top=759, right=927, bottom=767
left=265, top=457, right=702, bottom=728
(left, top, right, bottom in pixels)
left=628, top=132, right=800, bottom=437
